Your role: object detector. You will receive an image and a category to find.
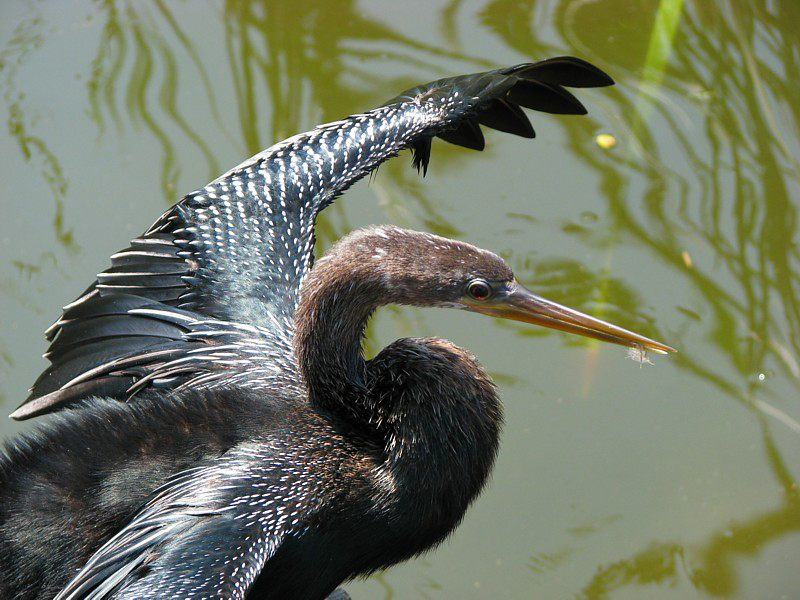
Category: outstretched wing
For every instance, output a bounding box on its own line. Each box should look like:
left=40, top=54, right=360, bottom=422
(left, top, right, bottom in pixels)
left=15, top=295, right=303, bottom=420
left=14, top=57, right=612, bottom=419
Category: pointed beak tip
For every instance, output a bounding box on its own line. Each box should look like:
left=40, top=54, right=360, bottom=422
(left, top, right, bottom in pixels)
left=651, top=343, right=677, bottom=355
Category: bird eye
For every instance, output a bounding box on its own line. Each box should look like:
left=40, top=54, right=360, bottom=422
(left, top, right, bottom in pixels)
left=466, top=279, right=492, bottom=301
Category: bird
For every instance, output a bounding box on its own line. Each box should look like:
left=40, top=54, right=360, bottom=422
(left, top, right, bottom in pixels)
left=0, top=57, right=674, bottom=599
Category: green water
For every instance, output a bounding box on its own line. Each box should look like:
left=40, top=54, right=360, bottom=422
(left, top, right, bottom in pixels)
left=1, top=1, right=798, bottom=598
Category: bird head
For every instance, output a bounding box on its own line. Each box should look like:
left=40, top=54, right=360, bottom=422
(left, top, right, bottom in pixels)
left=326, top=225, right=674, bottom=355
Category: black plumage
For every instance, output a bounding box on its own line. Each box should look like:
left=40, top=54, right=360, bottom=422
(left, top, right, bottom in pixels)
left=0, top=57, right=673, bottom=599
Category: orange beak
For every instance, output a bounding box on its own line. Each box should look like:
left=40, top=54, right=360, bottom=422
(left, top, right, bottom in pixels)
left=464, top=281, right=675, bottom=354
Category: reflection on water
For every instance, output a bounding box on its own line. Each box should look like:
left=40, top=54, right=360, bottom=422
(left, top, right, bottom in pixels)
left=582, top=430, right=800, bottom=599
left=88, top=0, right=223, bottom=196
left=1, top=0, right=798, bottom=597
left=563, top=1, right=800, bottom=596
left=3, top=13, right=75, bottom=253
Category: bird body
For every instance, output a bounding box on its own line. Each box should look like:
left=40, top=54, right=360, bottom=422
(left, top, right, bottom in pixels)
left=1, top=58, right=673, bottom=598
left=2, top=228, right=505, bottom=599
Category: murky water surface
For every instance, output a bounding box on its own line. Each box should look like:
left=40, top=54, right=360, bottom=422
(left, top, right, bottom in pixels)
left=1, top=1, right=798, bottom=598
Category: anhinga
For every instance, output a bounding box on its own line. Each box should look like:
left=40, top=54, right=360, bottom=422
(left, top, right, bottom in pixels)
left=0, top=57, right=674, bottom=599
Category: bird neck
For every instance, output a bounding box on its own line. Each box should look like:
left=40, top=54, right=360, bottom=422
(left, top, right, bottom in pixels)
left=293, top=256, right=379, bottom=417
